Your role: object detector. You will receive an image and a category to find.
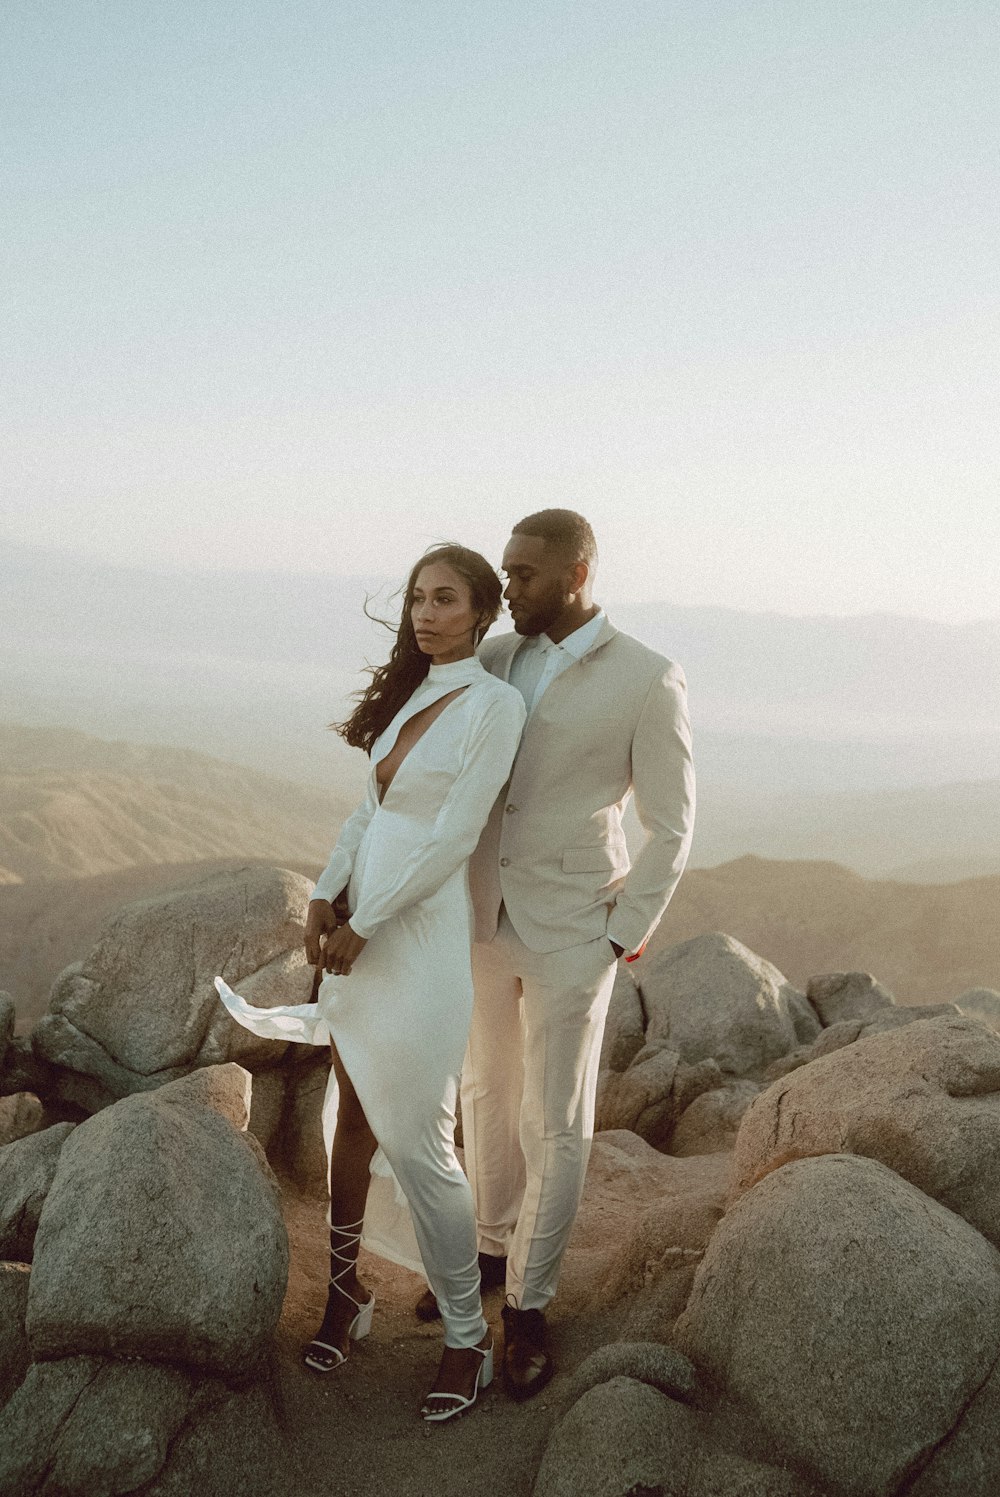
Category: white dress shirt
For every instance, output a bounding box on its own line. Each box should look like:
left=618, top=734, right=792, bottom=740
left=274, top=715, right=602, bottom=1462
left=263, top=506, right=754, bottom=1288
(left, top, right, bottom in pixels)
left=508, top=609, right=606, bottom=717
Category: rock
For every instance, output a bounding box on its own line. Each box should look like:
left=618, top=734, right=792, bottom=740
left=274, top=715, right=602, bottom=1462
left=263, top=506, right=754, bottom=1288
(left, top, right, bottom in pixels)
left=670, top=1081, right=761, bottom=1157
left=38, top=867, right=313, bottom=1090
left=758, top=1045, right=815, bottom=1083
left=955, top=987, right=1000, bottom=1032
left=558, top=1130, right=729, bottom=1334
left=595, top=1045, right=721, bottom=1150
left=0, top=1093, right=44, bottom=1147
left=599, top=964, right=646, bottom=1072
left=907, top=1357, right=1000, bottom=1496
left=871, top=1001, right=960, bottom=1028
left=730, top=1015, right=1000, bottom=1246
left=0, top=994, right=13, bottom=1070
left=0, top=1355, right=192, bottom=1497
left=246, top=1066, right=287, bottom=1150
left=31, top=1010, right=171, bottom=1110
left=153, top=1062, right=252, bottom=1131
left=0, top=1035, right=61, bottom=1101
left=765, top=1001, right=968, bottom=1079
left=603, top=1165, right=730, bottom=1335
left=0, top=1262, right=31, bottom=1410
left=560, top=1342, right=697, bottom=1409
left=140, top=1376, right=291, bottom=1497
left=637, top=933, right=819, bottom=1078
left=27, top=1089, right=288, bottom=1373
left=596, top=1045, right=678, bottom=1142
left=0, top=1123, right=75, bottom=1261
left=0, top=1354, right=290, bottom=1497
left=674, top=1154, right=1000, bottom=1497
left=277, top=1059, right=330, bottom=1193
left=806, top=970, right=895, bottom=1025
left=533, top=1376, right=820, bottom=1497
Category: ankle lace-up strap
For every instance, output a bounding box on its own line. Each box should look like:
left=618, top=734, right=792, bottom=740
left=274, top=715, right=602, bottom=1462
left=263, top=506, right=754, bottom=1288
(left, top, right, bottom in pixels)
left=329, top=1217, right=367, bottom=1312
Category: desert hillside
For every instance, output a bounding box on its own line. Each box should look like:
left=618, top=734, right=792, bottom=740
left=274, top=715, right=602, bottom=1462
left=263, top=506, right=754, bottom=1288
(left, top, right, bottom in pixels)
left=647, top=855, right=1000, bottom=1005
left=0, top=723, right=357, bottom=884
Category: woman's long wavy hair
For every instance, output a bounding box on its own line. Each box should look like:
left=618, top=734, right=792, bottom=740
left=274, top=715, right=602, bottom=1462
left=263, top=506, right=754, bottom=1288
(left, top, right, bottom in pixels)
left=334, top=543, right=504, bottom=754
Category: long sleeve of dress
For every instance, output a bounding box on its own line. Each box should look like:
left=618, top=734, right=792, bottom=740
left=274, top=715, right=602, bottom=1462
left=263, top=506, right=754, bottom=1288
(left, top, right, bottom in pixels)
left=349, top=690, right=525, bottom=939
left=312, top=781, right=379, bottom=903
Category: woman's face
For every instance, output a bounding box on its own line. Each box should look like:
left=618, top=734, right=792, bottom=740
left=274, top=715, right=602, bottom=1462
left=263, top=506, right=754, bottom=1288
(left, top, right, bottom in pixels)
left=410, top=562, right=481, bottom=663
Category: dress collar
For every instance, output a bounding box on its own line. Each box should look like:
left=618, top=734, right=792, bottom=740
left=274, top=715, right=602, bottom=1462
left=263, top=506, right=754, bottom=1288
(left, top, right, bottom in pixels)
left=425, top=656, right=486, bottom=688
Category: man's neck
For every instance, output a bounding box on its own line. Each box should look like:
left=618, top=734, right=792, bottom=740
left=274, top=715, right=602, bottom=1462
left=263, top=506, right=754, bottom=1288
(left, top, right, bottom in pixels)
left=545, top=602, right=600, bottom=646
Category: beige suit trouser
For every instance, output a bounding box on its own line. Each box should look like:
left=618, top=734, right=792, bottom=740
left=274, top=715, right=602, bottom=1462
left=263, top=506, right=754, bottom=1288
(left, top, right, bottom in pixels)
left=461, top=909, right=618, bottom=1312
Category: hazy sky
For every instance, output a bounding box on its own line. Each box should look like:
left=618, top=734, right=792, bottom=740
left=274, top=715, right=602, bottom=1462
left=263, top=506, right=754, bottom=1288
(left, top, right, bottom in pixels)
left=4, top=1, right=998, bottom=619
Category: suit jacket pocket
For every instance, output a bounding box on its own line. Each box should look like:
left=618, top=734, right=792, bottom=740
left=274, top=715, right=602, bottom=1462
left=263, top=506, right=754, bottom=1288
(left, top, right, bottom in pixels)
left=562, top=846, right=619, bottom=874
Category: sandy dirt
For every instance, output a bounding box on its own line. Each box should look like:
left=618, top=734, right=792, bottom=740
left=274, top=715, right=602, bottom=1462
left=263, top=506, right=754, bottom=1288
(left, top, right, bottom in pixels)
left=271, top=1182, right=618, bottom=1497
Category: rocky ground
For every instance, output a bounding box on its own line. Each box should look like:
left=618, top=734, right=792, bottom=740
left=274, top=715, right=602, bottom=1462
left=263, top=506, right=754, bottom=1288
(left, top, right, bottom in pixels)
left=3, top=863, right=1000, bottom=1496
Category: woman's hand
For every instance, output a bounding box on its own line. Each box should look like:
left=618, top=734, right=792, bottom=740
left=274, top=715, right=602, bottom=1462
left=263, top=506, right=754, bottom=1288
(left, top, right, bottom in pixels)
left=304, top=898, right=339, bottom=965
left=304, top=887, right=352, bottom=966
left=322, top=922, right=368, bottom=976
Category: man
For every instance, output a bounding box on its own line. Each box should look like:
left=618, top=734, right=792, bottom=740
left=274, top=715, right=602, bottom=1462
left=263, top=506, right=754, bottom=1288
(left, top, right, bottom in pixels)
left=441, top=508, right=695, bottom=1398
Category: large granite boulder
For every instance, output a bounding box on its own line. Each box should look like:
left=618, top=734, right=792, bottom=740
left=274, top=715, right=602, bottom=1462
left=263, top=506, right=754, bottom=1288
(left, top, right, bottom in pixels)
left=559, top=1342, right=697, bottom=1409
left=0, top=994, right=13, bottom=1071
left=153, top=1061, right=252, bottom=1131
left=759, top=1001, right=966, bottom=1083
left=533, top=1376, right=820, bottom=1497
left=0, top=1092, right=44, bottom=1147
left=0, top=1123, right=75, bottom=1261
left=955, top=987, right=1000, bottom=1032
left=674, top=1154, right=1000, bottom=1497
left=636, top=933, right=820, bottom=1078
left=30, top=866, right=313, bottom=1104
left=595, top=1042, right=721, bottom=1149
left=806, top=970, right=895, bottom=1025
left=558, top=1129, right=730, bottom=1335
left=0, top=1262, right=31, bottom=1411
left=731, top=1015, right=1000, bottom=1246
left=27, top=1086, right=287, bottom=1372
left=0, top=1354, right=290, bottom=1497
left=275, top=1059, right=331, bottom=1192
left=670, top=1080, right=761, bottom=1157
left=598, top=963, right=647, bottom=1073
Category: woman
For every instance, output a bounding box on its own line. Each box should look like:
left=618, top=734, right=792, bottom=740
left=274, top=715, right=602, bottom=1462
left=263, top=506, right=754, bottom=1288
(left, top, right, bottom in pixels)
left=216, top=543, right=525, bottom=1422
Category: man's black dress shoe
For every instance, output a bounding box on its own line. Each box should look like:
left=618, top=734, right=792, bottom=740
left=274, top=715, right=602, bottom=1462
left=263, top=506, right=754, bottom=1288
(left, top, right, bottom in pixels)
left=414, top=1252, right=507, bottom=1322
left=500, top=1301, right=553, bottom=1401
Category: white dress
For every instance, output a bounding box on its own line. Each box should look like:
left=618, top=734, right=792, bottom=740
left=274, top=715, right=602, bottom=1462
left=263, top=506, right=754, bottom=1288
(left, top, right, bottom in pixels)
left=216, top=655, right=525, bottom=1346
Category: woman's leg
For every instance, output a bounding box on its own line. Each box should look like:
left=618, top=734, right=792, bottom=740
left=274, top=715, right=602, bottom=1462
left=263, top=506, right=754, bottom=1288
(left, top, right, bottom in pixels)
left=306, top=1043, right=378, bottom=1366
left=377, top=1076, right=492, bottom=1403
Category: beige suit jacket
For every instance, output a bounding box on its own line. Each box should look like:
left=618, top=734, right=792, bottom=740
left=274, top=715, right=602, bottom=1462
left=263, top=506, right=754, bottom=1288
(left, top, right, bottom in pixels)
left=469, top=617, right=695, bottom=955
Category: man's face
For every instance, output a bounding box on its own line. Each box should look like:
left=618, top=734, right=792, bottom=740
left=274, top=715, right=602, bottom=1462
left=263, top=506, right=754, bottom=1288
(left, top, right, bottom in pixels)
left=501, top=532, right=577, bottom=636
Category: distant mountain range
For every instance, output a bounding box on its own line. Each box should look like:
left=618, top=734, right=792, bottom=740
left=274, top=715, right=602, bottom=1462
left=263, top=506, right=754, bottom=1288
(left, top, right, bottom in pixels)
left=3, top=542, right=999, bottom=880
left=690, top=777, right=1000, bottom=882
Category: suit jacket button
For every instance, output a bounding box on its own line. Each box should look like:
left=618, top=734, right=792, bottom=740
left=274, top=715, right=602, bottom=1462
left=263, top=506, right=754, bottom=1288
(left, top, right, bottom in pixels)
left=505, top=804, right=517, bottom=814
left=500, top=857, right=510, bottom=867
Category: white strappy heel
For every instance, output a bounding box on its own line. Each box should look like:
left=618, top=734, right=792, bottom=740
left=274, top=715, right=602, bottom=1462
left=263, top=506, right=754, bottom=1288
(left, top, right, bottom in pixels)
left=303, top=1218, right=375, bottom=1373
left=420, top=1340, right=494, bottom=1422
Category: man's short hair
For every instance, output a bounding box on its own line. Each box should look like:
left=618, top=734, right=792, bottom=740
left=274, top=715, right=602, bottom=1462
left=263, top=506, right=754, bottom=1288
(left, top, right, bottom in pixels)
left=511, top=509, right=597, bottom=568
